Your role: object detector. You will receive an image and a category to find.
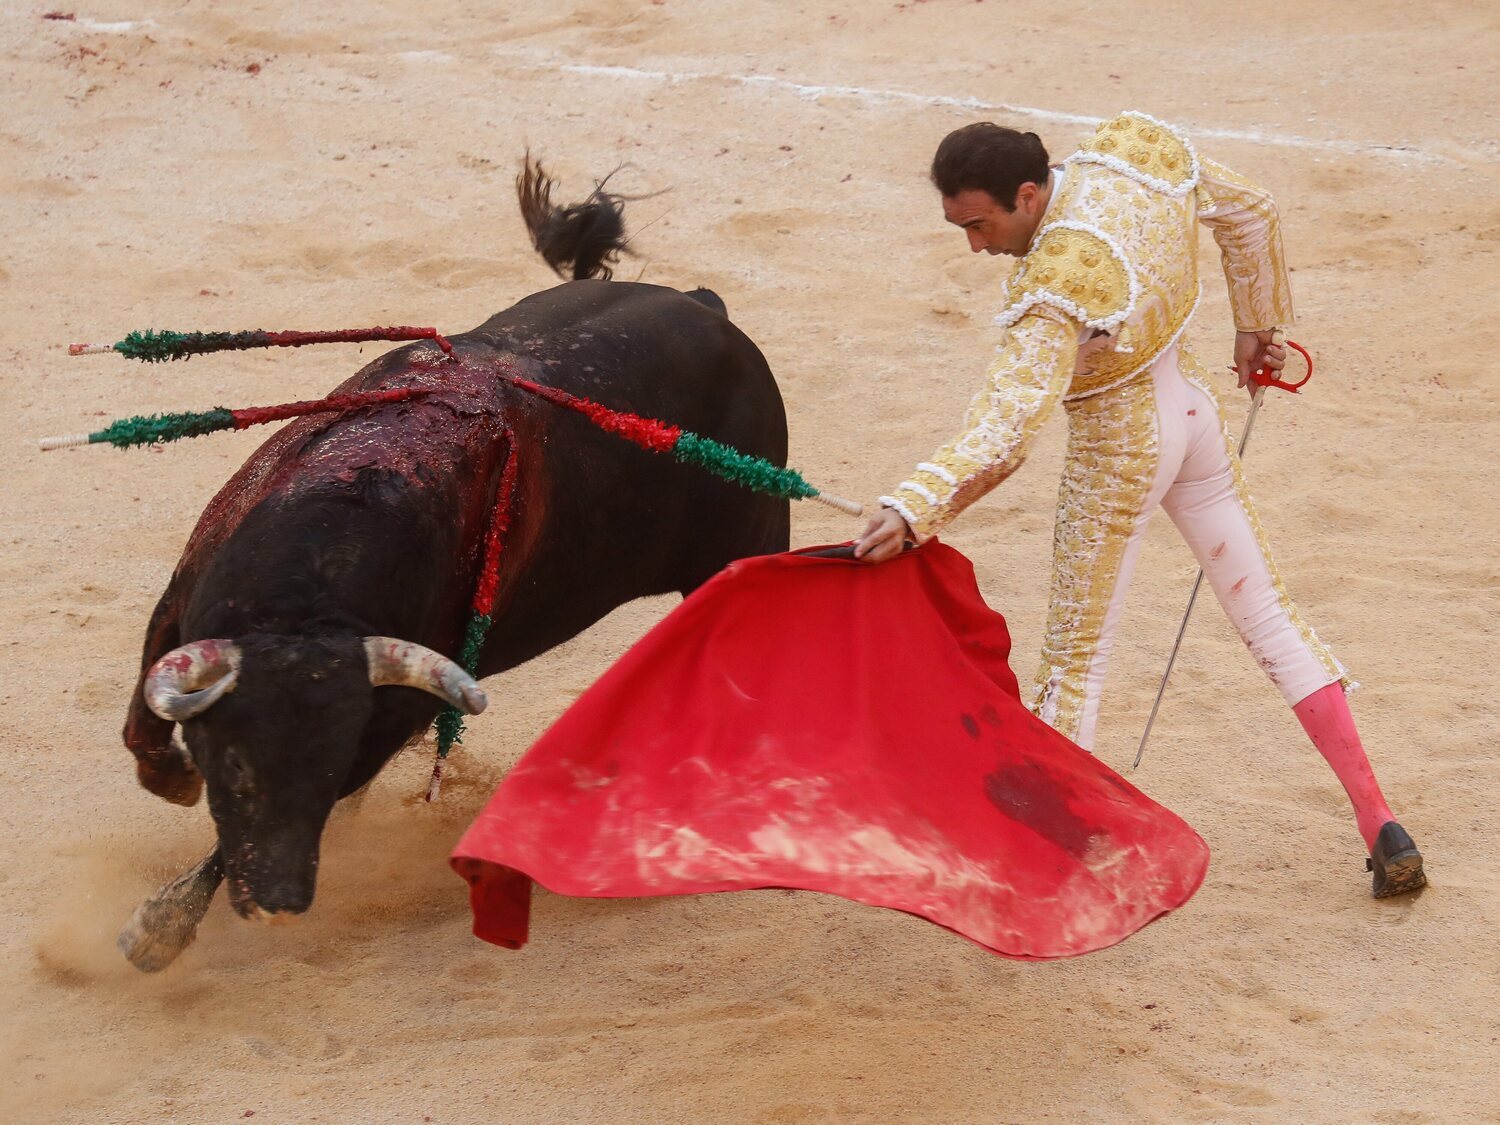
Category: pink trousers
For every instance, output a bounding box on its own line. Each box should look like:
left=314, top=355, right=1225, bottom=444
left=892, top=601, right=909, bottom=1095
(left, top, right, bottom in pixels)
left=1033, top=346, right=1347, bottom=749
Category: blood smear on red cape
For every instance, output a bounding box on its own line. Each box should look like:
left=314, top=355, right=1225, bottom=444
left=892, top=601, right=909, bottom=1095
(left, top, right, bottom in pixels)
left=451, top=542, right=1208, bottom=960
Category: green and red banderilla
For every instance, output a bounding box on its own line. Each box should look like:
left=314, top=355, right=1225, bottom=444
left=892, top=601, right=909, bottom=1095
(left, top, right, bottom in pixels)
left=505, top=374, right=862, bottom=515
left=38, top=387, right=435, bottom=451
left=68, top=326, right=454, bottom=362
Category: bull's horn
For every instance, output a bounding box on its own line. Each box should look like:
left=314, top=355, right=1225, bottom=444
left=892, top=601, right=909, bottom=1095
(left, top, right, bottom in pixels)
left=144, top=640, right=243, bottom=722
left=363, top=638, right=487, bottom=715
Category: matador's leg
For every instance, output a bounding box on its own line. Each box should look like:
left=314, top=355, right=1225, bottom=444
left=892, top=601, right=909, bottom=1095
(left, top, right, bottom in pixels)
left=1164, top=349, right=1423, bottom=894
left=1164, top=349, right=1348, bottom=703
left=1030, top=374, right=1174, bottom=748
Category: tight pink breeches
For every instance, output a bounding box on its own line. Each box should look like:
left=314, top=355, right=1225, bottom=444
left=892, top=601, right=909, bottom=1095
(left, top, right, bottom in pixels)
left=1032, top=345, right=1346, bottom=749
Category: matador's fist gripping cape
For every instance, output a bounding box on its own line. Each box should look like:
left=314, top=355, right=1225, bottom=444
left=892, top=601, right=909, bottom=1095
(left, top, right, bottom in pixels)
left=451, top=542, right=1208, bottom=960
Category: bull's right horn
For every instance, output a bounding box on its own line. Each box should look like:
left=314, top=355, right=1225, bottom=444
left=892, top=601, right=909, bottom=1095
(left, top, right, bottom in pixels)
left=144, top=640, right=243, bottom=722
left=363, top=638, right=488, bottom=715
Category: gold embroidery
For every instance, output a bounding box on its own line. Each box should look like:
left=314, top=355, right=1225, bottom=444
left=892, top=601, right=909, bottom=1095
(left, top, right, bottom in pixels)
left=1028, top=376, right=1159, bottom=740
left=1053, top=161, right=1198, bottom=400
left=883, top=309, right=1079, bottom=537
left=1028, top=350, right=1348, bottom=741
left=1078, top=113, right=1196, bottom=191
left=1196, top=157, right=1295, bottom=331
left=1002, top=225, right=1132, bottom=330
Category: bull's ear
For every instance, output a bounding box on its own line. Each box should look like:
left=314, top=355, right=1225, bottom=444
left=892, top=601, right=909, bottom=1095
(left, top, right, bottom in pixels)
left=363, top=638, right=487, bottom=714
left=144, top=641, right=242, bottom=722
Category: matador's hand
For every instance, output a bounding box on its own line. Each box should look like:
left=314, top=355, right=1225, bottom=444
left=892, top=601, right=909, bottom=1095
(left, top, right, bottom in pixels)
left=1234, top=330, right=1285, bottom=397
left=853, top=506, right=912, bottom=563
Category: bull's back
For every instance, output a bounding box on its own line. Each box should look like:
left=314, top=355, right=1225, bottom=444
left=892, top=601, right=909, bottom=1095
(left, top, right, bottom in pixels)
left=163, top=278, right=788, bottom=663
left=470, top=280, right=786, bottom=459
left=183, top=281, right=781, bottom=559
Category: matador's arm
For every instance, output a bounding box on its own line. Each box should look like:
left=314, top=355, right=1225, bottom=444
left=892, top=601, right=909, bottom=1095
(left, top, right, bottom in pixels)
left=879, top=307, right=1080, bottom=539
left=1196, top=156, right=1296, bottom=331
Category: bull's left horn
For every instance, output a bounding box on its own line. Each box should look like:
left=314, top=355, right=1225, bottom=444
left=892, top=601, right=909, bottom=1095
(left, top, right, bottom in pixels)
left=363, top=638, right=488, bottom=715
left=144, top=640, right=243, bottom=722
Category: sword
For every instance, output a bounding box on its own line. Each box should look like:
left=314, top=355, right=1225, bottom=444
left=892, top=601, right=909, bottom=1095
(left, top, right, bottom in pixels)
left=1132, top=332, right=1311, bottom=770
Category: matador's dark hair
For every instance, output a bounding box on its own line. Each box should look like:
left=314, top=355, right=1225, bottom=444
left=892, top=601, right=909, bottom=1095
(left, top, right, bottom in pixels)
left=930, top=123, right=1050, bottom=210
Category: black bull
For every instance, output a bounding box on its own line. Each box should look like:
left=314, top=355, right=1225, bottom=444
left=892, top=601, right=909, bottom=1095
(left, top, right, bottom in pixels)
left=118, top=280, right=790, bottom=969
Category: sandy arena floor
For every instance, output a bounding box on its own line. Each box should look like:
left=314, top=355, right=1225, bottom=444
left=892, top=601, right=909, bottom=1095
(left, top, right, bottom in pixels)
left=3, top=2, right=1498, bottom=1120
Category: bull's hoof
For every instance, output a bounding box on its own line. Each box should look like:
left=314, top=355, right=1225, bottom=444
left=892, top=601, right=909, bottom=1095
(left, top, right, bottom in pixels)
left=118, top=851, right=224, bottom=972
left=118, top=900, right=203, bottom=973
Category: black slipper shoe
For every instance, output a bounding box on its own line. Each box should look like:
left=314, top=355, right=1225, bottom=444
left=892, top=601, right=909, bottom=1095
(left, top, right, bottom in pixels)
left=1366, top=820, right=1426, bottom=898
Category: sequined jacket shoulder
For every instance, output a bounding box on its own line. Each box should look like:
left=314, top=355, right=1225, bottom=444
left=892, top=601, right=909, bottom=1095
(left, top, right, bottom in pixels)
left=1044, top=111, right=1295, bottom=400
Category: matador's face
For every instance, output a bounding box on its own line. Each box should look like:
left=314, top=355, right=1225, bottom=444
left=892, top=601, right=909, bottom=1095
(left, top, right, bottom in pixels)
left=942, top=183, right=1046, bottom=258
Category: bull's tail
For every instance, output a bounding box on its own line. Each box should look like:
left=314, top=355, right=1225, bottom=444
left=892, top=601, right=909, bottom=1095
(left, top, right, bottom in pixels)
left=517, top=155, right=632, bottom=282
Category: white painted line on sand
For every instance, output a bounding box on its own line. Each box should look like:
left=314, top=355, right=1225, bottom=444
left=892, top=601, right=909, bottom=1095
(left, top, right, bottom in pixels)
left=67, top=18, right=157, bottom=33
left=556, top=62, right=1468, bottom=167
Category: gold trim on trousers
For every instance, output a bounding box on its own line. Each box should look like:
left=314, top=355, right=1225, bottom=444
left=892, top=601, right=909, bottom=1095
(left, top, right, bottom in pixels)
left=1031, top=345, right=1348, bottom=748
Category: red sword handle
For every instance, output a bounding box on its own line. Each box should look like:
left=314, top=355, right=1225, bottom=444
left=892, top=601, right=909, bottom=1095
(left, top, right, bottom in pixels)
left=1248, top=339, right=1313, bottom=393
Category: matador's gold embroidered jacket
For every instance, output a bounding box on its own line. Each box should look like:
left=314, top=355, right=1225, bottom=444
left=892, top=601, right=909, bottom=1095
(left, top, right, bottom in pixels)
left=881, top=111, right=1296, bottom=537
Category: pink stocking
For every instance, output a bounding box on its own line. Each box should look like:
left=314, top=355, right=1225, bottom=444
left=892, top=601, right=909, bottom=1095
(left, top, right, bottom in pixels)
left=1291, top=683, right=1394, bottom=851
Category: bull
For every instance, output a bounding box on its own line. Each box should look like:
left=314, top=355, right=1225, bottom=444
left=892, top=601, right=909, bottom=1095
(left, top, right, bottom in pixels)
left=116, top=161, right=790, bottom=970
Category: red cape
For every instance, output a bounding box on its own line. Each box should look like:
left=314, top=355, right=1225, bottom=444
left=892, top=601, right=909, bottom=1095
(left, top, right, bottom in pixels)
left=452, top=542, right=1208, bottom=959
